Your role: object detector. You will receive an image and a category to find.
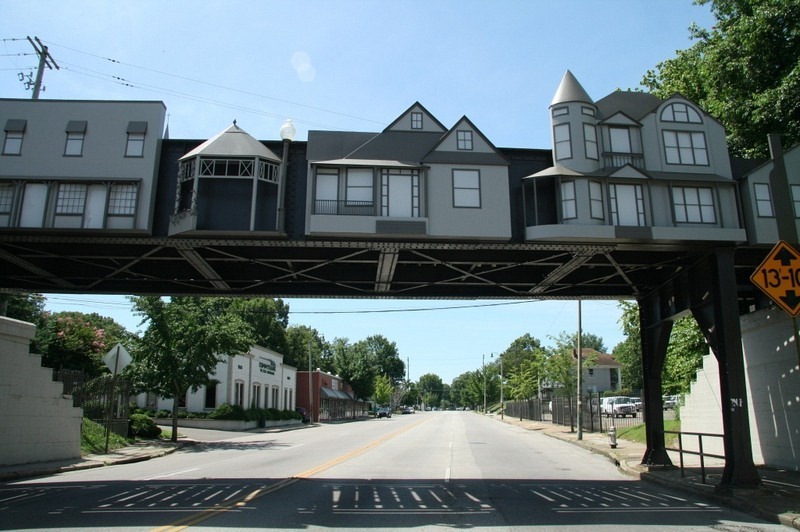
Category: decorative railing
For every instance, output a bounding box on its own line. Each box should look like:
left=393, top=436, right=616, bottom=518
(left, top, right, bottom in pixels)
left=603, top=152, right=645, bottom=169
left=314, top=200, right=375, bottom=216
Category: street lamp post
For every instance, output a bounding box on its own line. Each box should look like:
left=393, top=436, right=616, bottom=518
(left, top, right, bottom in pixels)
left=482, top=354, right=487, bottom=413
left=500, top=354, right=504, bottom=420
left=276, top=119, right=296, bottom=233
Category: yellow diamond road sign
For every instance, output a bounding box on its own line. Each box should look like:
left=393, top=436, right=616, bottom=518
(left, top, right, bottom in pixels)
left=750, top=240, right=800, bottom=317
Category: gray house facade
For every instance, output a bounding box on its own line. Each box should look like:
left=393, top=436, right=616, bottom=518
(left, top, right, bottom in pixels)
left=0, top=99, right=166, bottom=233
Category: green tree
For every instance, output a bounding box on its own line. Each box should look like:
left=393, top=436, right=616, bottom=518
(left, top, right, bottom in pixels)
left=128, top=296, right=255, bottom=441
left=641, top=0, right=800, bottom=158
left=418, top=373, right=444, bottom=409
left=363, top=335, right=405, bottom=385
left=663, top=316, right=707, bottom=395
left=373, top=373, right=393, bottom=406
left=612, top=301, right=707, bottom=396
left=285, top=325, right=328, bottom=372
left=231, top=298, right=289, bottom=356
left=333, top=338, right=377, bottom=402
left=1, top=293, right=45, bottom=324
left=501, top=334, right=547, bottom=400
left=545, top=332, right=600, bottom=399
left=612, top=301, right=644, bottom=392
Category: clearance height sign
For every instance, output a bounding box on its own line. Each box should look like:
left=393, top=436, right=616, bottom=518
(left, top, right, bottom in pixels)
left=750, top=240, right=800, bottom=317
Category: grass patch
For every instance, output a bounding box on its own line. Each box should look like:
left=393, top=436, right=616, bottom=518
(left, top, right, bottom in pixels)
left=617, top=419, right=681, bottom=446
left=81, top=418, right=130, bottom=455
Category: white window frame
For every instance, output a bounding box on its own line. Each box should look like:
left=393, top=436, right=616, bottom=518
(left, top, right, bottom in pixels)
left=561, top=181, right=577, bottom=220
left=554, top=123, right=571, bottom=160
left=754, top=183, right=774, bottom=217
left=663, top=130, right=709, bottom=166
left=234, top=380, right=245, bottom=407
left=452, top=169, right=480, bottom=208
left=672, top=186, right=716, bottom=223
left=456, top=130, right=473, bottom=151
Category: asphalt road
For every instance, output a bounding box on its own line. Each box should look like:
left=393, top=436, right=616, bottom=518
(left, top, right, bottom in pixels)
left=0, top=411, right=785, bottom=531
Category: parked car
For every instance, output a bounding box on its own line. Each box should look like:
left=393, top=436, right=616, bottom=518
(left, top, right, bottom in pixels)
left=663, top=395, right=679, bottom=410
left=377, top=407, right=392, bottom=418
left=401, top=406, right=415, bottom=414
left=600, top=396, right=637, bottom=417
left=628, top=397, right=643, bottom=411
left=295, top=407, right=310, bottom=423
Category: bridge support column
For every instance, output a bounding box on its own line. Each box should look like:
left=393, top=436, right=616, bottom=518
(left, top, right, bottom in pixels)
left=692, top=249, right=761, bottom=489
left=639, top=294, right=673, bottom=468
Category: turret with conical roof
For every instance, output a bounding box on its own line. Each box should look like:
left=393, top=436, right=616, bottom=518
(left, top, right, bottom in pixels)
left=549, top=70, right=601, bottom=174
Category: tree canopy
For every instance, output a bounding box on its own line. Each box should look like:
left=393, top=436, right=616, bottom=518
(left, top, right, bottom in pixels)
left=128, top=296, right=255, bottom=441
left=641, top=0, right=800, bottom=158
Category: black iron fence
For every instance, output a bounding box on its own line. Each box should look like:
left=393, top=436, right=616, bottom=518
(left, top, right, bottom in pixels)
left=54, top=369, right=131, bottom=437
left=506, top=392, right=651, bottom=434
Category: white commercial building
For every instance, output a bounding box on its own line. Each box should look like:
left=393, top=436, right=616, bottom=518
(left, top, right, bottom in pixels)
left=137, top=345, right=297, bottom=413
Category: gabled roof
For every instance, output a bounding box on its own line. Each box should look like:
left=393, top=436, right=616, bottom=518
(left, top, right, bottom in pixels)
left=572, top=348, right=621, bottom=367
left=595, top=91, right=661, bottom=122
left=384, top=102, right=447, bottom=133
left=179, top=122, right=281, bottom=162
left=551, top=70, right=594, bottom=107
left=422, top=116, right=508, bottom=166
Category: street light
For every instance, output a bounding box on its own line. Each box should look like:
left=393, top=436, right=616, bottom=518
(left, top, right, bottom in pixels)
left=482, top=353, right=487, bottom=413
left=276, top=119, right=296, bottom=233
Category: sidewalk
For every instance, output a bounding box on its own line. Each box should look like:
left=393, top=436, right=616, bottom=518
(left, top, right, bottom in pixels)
left=497, top=415, right=800, bottom=529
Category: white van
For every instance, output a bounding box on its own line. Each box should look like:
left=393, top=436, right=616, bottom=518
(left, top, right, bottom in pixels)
left=600, top=396, right=637, bottom=417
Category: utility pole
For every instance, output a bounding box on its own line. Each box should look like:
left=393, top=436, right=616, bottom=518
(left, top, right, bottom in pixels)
left=27, top=36, right=59, bottom=100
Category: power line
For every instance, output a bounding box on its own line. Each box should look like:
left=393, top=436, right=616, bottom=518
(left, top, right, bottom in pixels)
left=288, top=300, right=541, bottom=315
left=41, top=39, right=386, bottom=127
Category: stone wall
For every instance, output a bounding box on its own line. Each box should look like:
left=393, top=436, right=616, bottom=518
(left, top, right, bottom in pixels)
left=0, top=317, right=82, bottom=466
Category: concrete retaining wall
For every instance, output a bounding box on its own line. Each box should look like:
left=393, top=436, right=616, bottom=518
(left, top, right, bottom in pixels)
left=0, top=317, right=82, bottom=466
left=682, top=308, right=800, bottom=471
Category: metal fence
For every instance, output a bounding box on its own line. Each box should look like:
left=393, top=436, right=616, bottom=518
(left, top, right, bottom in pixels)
left=506, top=392, right=654, bottom=434
left=54, top=369, right=131, bottom=437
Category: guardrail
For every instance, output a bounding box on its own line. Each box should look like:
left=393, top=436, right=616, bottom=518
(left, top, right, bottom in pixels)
left=662, top=430, right=725, bottom=484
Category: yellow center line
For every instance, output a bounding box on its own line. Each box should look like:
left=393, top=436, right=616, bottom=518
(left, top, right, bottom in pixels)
left=152, top=416, right=432, bottom=531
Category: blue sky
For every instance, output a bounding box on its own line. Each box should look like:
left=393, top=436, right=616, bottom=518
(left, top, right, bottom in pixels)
left=2, top=1, right=715, bottom=383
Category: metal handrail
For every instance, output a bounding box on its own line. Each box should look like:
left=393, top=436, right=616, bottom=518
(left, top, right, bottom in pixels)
left=662, top=430, right=725, bottom=484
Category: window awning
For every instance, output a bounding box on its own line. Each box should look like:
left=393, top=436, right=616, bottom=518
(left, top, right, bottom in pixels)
left=319, top=387, right=352, bottom=400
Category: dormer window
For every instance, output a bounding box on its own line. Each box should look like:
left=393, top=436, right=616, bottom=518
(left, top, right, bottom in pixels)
left=457, top=130, right=473, bottom=150
left=64, top=121, right=87, bottom=157
left=411, top=112, right=423, bottom=129
left=125, top=121, right=147, bottom=157
left=3, top=119, right=26, bottom=155
left=661, top=102, right=702, bottom=123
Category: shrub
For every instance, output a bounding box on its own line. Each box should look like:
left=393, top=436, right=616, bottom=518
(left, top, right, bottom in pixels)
left=155, top=409, right=171, bottom=419
left=129, top=413, right=162, bottom=439
left=208, top=403, right=246, bottom=420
